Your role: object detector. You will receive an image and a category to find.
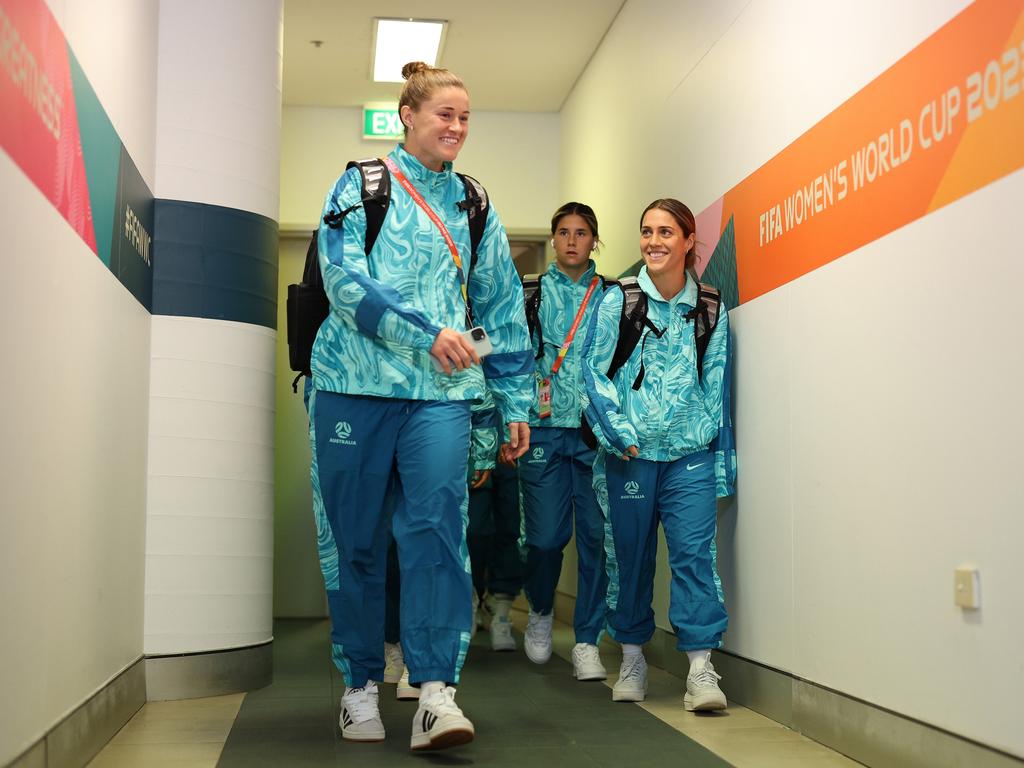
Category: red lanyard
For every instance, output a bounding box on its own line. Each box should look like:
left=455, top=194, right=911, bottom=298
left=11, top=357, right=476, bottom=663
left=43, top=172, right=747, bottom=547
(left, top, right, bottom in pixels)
left=383, top=156, right=468, bottom=305
left=550, top=276, right=601, bottom=376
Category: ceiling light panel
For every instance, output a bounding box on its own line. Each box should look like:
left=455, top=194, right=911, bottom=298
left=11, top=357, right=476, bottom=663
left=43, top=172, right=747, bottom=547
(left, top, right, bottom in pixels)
left=372, top=18, right=446, bottom=83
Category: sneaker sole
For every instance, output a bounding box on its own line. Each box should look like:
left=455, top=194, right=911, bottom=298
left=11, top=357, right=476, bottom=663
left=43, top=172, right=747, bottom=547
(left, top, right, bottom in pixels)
left=410, top=724, right=475, bottom=751
left=573, top=669, right=607, bottom=681
left=396, top=687, right=420, bottom=701
left=491, top=640, right=516, bottom=652
left=341, top=728, right=386, bottom=742
left=611, top=687, right=647, bottom=702
left=524, top=646, right=552, bottom=664
left=683, top=692, right=727, bottom=711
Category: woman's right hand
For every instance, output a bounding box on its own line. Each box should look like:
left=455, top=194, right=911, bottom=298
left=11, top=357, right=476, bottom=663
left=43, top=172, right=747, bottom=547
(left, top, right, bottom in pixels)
left=430, top=328, right=480, bottom=375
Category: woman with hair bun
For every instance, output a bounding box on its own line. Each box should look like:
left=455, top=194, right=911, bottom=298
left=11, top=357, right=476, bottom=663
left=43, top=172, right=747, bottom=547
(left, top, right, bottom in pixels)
left=309, top=61, right=533, bottom=751
left=581, top=198, right=736, bottom=711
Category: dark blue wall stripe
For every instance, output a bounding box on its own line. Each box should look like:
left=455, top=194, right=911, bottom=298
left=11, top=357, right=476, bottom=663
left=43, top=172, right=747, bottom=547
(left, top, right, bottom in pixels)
left=153, top=200, right=279, bottom=329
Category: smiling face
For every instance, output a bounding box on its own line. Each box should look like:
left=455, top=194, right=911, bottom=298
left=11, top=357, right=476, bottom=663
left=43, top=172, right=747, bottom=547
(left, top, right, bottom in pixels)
left=640, top=208, right=694, bottom=281
left=552, top=214, right=595, bottom=276
left=401, top=86, right=470, bottom=171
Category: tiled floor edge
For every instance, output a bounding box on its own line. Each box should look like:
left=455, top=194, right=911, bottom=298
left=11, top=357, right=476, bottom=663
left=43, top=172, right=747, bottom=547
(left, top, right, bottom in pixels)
left=553, top=590, right=1024, bottom=768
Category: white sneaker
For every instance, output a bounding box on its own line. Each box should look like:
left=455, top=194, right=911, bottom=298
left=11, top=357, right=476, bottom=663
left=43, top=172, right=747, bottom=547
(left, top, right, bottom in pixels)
left=396, top=666, right=419, bottom=701
left=340, top=682, right=385, bottom=742
left=524, top=610, right=553, bottom=664
left=410, top=685, right=475, bottom=751
left=612, top=652, right=648, bottom=702
left=383, top=642, right=404, bottom=684
left=571, top=643, right=607, bottom=681
left=683, top=657, right=727, bottom=711
left=489, top=595, right=516, bottom=652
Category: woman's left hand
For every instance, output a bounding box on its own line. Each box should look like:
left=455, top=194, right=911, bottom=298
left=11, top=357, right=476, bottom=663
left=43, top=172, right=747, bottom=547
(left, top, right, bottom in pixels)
left=470, top=469, right=492, bottom=489
left=504, top=422, right=530, bottom=461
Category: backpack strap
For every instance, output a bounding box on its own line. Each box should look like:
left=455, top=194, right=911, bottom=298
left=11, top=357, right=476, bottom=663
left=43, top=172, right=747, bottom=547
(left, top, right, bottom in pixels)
left=342, top=158, right=392, bottom=255
left=521, top=273, right=544, bottom=359
left=455, top=172, right=489, bottom=272
left=694, top=282, right=722, bottom=381
left=608, top=278, right=656, bottom=382
left=685, top=282, right=722, bottom=382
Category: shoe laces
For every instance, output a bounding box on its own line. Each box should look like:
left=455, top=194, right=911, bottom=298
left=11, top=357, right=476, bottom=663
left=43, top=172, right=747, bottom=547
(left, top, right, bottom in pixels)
left=526, top=612, right=553, bottom=642
left=384, top=643, right=404, bottom=667
left=344, top=684, right=379, bottom=723
left=619, top=653, right=646, bottom=682
left=689, top=661, right=721, bottom=687
left=574, top=643, right=600, bottom=664
left=423, top=685, right=463, bottom=717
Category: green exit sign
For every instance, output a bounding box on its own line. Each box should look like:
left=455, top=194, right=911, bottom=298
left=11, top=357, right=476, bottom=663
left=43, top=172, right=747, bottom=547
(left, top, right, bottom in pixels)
left=363, top=103, right=403, bottom=140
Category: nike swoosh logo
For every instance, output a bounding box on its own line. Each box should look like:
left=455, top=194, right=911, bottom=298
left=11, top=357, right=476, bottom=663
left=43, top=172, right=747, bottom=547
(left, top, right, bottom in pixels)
left=686, top=462, right=704, bottom=471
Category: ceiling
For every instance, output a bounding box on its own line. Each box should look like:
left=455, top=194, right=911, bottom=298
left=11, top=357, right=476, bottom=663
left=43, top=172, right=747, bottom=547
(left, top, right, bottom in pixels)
left=283, top=1, right=626, bottom=112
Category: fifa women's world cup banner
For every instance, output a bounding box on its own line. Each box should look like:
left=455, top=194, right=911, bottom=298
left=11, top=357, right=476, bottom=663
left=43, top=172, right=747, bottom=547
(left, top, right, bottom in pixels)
left=694, top=0, right=1024, bottom=310
left=0, top=0, right=154, bottom=309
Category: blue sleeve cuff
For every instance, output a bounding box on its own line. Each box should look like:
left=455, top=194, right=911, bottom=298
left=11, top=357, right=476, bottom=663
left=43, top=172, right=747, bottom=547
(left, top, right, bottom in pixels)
left=482, top=349, right=535, bottom=379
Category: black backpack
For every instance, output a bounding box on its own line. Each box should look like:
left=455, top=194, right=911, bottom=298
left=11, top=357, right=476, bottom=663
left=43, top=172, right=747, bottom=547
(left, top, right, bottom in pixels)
left=573, top=276, right=722, bottom=449
left=521, top=272, right=613, bottom=360
left=286, top=158, right=490, bottom=392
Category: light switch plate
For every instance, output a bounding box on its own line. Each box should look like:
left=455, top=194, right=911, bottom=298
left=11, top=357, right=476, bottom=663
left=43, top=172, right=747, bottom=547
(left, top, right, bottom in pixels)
left=954, top=567, right=980, bottom=609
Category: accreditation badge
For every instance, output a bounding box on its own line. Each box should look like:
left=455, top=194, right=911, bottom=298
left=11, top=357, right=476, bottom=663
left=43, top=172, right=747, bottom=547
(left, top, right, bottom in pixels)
left=537, top=376, right=552, bottom=419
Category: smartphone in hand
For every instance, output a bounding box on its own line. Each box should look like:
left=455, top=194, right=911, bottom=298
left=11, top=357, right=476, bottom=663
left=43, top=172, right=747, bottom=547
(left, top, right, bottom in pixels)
left=432, top=327, right=493, bottom=372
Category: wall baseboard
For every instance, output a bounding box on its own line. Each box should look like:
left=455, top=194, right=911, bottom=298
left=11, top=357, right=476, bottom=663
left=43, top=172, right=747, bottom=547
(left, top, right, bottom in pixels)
left=145, top=641, right=273, bottom=701
left=8, top=659, right=145, bottom=768
left=6, top=641, right=274, bottom=768
left=552, top=591, right=1023, bottom=768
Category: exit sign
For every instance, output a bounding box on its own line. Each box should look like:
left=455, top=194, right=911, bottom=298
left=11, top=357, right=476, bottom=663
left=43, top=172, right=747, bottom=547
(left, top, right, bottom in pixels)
left=363, top=103, right=403, bottom=140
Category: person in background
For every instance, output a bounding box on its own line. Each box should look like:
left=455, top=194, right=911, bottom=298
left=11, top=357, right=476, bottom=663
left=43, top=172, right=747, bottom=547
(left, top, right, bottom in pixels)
left=580, top=198, right=735, bottom=710
left=516, top=202, right=611, bottom=682
left=309, top=61, right=533, bottom=751
left=466, top=396, right=521, bottom=652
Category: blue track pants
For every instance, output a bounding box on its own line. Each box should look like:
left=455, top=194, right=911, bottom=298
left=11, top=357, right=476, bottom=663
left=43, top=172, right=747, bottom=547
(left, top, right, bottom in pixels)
left=309, top=391, right=473, bottom=688
left=467, top=462, right=522, bottom=598
left=595, top=449, right=727, bottom=650
left=519, top=427, right=607, bottom=644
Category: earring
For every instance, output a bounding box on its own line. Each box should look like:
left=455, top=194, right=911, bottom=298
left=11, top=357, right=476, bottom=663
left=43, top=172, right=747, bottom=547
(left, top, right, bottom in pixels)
left=406, top=122, right=413, bottom=131
left=550, top=238, right=555, bottom=248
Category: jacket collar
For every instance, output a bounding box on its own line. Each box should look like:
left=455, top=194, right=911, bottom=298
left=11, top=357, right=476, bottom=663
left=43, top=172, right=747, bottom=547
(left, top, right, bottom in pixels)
left=545, top=259, right=597, bottom=286
left=392, top=144, right=453, bottom=187
left=638, top=266, right=698, bottom=309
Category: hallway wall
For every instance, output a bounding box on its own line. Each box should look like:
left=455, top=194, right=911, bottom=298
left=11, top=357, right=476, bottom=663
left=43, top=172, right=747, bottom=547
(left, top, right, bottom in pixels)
left=279, top=105, right=560, bottom=233
left=0, top=0, right=159, bottom=763
left=560, top=0, right=1022, bottom=758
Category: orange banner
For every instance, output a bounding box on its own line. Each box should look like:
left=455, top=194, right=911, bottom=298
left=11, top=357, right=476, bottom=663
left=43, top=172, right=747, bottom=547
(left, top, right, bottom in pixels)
left=718, top=0, right=1024, bottom=304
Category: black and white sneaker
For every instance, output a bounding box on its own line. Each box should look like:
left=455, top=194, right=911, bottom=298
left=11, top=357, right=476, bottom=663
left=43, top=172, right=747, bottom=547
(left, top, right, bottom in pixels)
left=340, top=682, right=385, bottom=742
left=410, top=685, right=474, bottom=751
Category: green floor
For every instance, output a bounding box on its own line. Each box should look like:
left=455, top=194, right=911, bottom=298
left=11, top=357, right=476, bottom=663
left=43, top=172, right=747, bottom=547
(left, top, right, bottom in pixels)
left=218, top=619, right=732, bottom=767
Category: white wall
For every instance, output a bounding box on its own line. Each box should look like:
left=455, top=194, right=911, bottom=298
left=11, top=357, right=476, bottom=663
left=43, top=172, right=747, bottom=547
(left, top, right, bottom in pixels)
left=561, top=0, right=1023, bottom=758
left=0, top=2, right=159, bottom=762
left=280, top=106, right=560, bottom=234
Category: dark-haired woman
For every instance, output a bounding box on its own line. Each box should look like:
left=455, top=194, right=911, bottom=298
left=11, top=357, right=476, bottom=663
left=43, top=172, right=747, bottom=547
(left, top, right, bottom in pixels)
left=581, top=199, right=736, bottom=710
left=310, top=61, right=533, bottom=750
left=518, top=203, right=611, bottom=682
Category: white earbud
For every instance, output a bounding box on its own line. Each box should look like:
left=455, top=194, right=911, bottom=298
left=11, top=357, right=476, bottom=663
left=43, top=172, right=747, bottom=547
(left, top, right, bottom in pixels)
left=550, top=238, right=555, bottom=248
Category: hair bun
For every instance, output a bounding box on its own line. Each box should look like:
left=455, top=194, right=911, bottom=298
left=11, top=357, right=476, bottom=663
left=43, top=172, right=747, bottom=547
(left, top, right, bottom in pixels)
left=401, top=61, right=429, bottom=80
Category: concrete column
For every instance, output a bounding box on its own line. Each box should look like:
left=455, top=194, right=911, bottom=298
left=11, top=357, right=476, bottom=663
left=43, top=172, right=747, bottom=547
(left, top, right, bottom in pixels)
left=145, top=0, right=282, bottom=698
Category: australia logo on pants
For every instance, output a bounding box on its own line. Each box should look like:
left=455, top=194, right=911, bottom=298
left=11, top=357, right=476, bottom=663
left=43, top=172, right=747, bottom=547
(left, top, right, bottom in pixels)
left=329, top=421, right=356, bottom=446
left=528, top=446, right=545, bottom=464
left=621, top=480, right=645, bottom=500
